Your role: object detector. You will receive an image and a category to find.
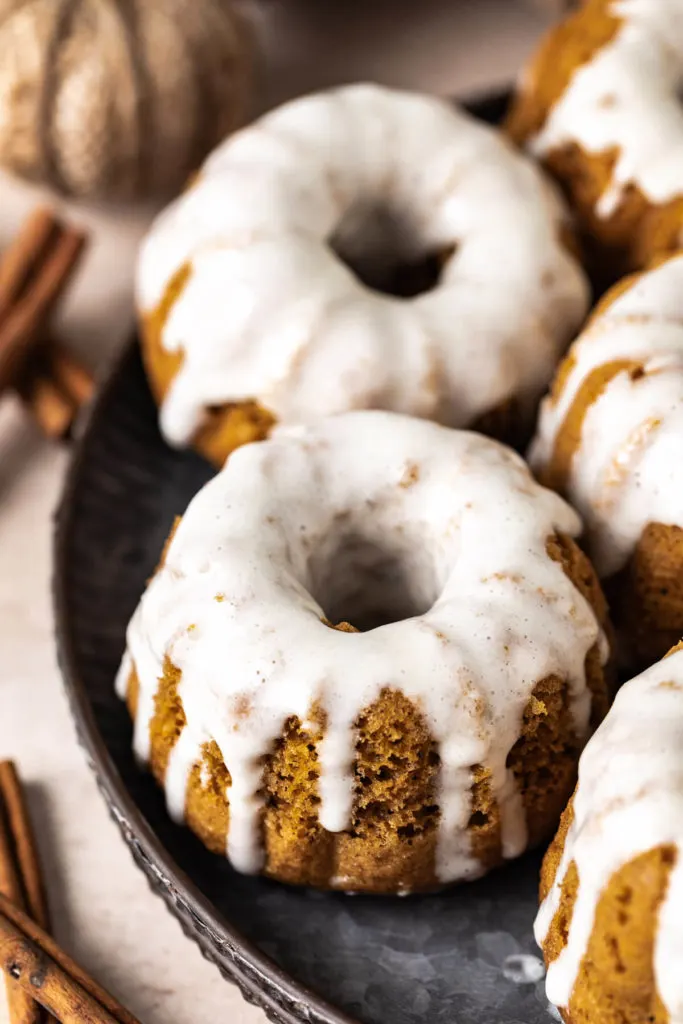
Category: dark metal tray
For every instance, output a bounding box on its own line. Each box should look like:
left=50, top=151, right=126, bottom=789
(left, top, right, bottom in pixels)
left=54, top=91, right=556, bottom=1024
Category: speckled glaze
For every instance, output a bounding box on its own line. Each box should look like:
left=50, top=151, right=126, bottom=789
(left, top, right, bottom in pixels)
left=537, top=648, right=683, bottom=1021
left=119, top=411, right=606, bottom=885
left=138, top=83, right=588, bottom=448
left=529, top=0, right=683, bottom=218
left=530, top=253, right=683, bottom=579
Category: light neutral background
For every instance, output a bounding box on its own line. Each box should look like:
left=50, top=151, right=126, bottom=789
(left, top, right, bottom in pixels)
left=0, top=3, right=552, bottom=1022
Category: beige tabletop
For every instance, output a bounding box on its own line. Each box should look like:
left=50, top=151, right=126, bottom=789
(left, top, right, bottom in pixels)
left=0, top=3, right=551, bottom=1022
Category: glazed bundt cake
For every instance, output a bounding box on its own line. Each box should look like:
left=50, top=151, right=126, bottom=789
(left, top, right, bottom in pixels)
left=117, top=412, right=611, bottom=893
left=537, top=641, right=683, bottom=1024
left=508, top=0, right=683, bottom=282
left=530, top=252, right=683, bottom=669
left=137, top=83, right=589, bottom=465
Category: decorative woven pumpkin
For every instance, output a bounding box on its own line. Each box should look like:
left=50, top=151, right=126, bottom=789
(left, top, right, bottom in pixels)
left=0, top=0, right=254, bottom=200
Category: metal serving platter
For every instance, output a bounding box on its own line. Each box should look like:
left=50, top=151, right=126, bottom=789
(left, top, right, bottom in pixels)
left=54, top=91, right=557, bottom=1024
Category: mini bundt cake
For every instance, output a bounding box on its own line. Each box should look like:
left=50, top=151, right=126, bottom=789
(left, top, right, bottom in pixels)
left=508, top=0, right=683, bottom=282
left=530, top=252, right=683, bottom=669
left=137, top=83, right=589, bottom=466
left=537, top=641, right=683, bottom=1024
left=117, top=411, right=611, bottom=894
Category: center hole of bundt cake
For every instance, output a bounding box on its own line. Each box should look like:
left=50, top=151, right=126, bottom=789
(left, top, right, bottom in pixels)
left=329, top=199, right=451, bottom=298
left=309, top=533, right=437, bottom=632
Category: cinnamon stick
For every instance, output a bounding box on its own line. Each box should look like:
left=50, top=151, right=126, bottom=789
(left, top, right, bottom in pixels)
left=0, top=824, right=37, bottom=1024
left=49, top=346, right=95, bottom=407
left=16, top=373, right=76, bottom=440
left=0, top=908, right=120, bottom=1024
left=0, top=210, right=57, bottom=324
left=0, top=763, right=48, bottom=1024
left=0, top=226, right=86, bottom=391
left=0, top=208, right=93, bottom=439
left=16, top=342, right=95, bottom=440
left=0, top=765, right=50, bottom=932
left=0, top=894, right=141, bottom=1024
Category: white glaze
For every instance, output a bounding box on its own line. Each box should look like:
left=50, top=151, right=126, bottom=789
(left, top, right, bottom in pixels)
left=530, top=253, right=683, bottom=578
left=536, top=647, right=683, bottom=1022
left=530, top=0, right=683, bottom=217
left=137, top=83, right=589, bottom=448
left=502, top=953, right=546, bottom=985
left=118, top=411, right=606, bottom=886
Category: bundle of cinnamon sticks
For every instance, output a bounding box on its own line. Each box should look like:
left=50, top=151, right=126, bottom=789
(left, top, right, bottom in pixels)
left=0, top=208, right=95, bottom=439
left=0, top=761, right=140, bottom=1024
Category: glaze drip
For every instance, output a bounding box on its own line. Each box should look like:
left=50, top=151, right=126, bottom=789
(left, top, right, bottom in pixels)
left=530, top=253, right=683, bottom=577
left=119, top=412, right=606, bottom=884
left=536, top=647, right=683, bottom=1021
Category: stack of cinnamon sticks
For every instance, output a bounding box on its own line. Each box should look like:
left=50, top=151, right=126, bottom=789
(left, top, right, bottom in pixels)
left=0, top=761, right=140, bottom=1024
left=0, top=208, right=95, bottom=439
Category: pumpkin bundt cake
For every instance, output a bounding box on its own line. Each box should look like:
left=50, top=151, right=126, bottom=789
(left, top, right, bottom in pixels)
left=508, top=0, right=683, bottom=282
left=117, top=412, right=611, bottom=894
left=537, top=641, right=683, bottom=1024
left=530, top=253, right=683, bottom=669
left=137, top=83, right=589, bottom=466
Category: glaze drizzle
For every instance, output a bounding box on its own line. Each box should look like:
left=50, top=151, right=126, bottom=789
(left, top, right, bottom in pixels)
left=530, top=0, right=683, bottom=217
left=536, top=647, right=683, bottom=1021
left=530, top=253, right=683, bottom=578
